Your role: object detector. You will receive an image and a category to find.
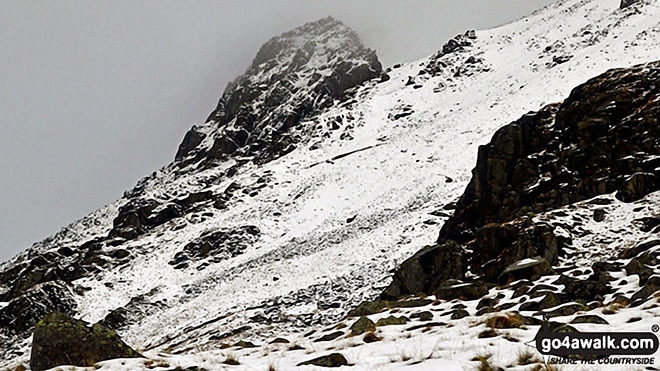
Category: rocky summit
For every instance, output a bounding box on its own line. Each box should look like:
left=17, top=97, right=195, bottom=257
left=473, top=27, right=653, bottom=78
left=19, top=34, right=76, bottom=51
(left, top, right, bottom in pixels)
left=2, top=0, right=660, bottom=369
left=175, top=16, right=382, bottom=167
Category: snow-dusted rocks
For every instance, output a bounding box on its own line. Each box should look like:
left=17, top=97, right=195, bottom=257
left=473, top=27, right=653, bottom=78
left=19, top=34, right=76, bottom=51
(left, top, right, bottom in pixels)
left=2, top=0, right=660, bottom=369
left=176, top=16, right=382, bottom=166
left=389, top=60, right=660, bottom=299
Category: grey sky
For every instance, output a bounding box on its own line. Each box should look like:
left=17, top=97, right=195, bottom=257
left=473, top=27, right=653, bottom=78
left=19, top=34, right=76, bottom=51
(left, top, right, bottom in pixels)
left=0, top=0, right=555, bottom=261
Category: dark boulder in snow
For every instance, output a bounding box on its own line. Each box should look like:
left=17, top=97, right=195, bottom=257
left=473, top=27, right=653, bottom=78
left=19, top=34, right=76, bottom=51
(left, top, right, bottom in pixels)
left=620, top=0, right=642, bottom=8
left=30, top=312, right=142, bottom=370
left=298, top=352, right=348, bottom=367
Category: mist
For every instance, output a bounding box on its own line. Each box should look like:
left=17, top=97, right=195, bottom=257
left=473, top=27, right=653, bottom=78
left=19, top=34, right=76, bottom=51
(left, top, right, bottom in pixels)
left=0, top=0, right=555, bottom=261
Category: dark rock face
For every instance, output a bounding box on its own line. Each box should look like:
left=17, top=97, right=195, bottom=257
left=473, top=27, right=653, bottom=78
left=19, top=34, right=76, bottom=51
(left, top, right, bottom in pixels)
left=620, top=0, right=642, bottom=8
left=383, top=217, right=565, bottom=298
left=382, top=241, right=466, bottom=298
left=386, top=61, right=660, bottom=299
left=30, top=312, right=142, bottom=370
left=169, top=226, right=261, bottom=269
left=0, top=239, right=132, bottom=303
left=443, top=62, right=660, bottom=243
left=175, top=17, right=382, bottom=166
left=109, top=198, right=192, bottom=240
left=100, top=288, right=166, bottom=332
left=0, top=281, right=76, bottom=335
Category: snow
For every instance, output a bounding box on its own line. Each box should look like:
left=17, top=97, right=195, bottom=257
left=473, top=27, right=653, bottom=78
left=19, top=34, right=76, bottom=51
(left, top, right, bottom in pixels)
left=3, top=0, right=660, bottom=369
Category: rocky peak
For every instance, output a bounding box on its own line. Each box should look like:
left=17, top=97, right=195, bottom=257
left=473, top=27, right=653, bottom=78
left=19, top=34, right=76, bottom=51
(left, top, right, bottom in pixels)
left=175, top=17, right=382, bottom=165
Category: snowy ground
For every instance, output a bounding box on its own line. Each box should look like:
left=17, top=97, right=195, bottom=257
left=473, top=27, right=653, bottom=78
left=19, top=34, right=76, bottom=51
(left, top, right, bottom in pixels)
left=3, top=0, right=660, bottom=369
left=87, top=191, right=660, bottom=371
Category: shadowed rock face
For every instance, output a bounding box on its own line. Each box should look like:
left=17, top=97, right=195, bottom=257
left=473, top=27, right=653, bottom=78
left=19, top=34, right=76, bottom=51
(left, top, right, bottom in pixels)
left=385, top=60, right=660, bottom=298
left=620, top=0, right=642, bottom=8
left=30, top=312, right=142, bottom=371
left=0, top=281, right=76, bottom=335
left=175, top=16, right=382, bottom=166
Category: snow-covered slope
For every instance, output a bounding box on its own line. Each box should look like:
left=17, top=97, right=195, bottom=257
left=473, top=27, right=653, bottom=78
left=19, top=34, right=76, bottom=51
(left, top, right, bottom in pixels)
left=1, top=0, right=660, bottom=369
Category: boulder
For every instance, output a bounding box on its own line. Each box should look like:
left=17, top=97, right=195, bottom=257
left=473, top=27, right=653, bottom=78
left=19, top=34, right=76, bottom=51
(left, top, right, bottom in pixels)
left=593, top=208, right=606, bottom=222
left=571, top=315, right=609, bottom=325
left=350, top=316, right=376, bottom=336
left=30, top=312, right=142, bottom=370
left=552, top=274, right=610, bottom=301
left=376, top=316, right=408, bottom=326
left=298, top=353, right=348, bottom=367
left=315, top=331, right=344, bottom=342
left=620, top=0, right=642, bottom=8
left=382, top=241, right=466, bottom=298
left=625, top=258, right=654, bottom=285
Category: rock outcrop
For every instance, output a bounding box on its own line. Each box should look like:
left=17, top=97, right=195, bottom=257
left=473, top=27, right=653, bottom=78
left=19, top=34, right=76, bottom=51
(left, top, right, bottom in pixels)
left=386, top=61, right=660, bottom=298
left=620, top=0, right=642, bottom=8
left=0, top=281, right=76, bottom=335
left=175, top=16, right=382, bottom=166
left=30, top=312, right=142, bottom=370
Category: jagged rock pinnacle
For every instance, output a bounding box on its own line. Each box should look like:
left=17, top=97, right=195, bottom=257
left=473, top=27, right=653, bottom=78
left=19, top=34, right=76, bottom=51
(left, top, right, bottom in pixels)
left=175, top=17, right=382, bottom=165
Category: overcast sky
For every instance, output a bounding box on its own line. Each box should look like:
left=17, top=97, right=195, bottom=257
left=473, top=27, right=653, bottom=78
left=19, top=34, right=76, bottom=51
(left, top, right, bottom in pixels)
left=0, top=0, right=555, bottom=262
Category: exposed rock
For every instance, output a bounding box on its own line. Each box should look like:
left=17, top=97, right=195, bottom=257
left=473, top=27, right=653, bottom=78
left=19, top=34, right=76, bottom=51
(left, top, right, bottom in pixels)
left=443, top=62, right=660, bottom=244
left=0, top=281, right=77, bottom=335
left=315, top=331, right=344, bottom=342
left=625, top=258, right=654, bottom=286
left=542, top=303, right=588, bottom=317
left=571, top=315, right=609, bottom=325
left=552, top=273, right=611, bottom=303
left=631, top=276, right=660, bottom=305
left=376, top=316, right=408, bottom=326
left=593, top=208, right=606, bottom=222
left=30, top=312, right=141, bottom=370
left=177, top=17, right=382, bottom=166
left=363, top=332, right=381, bottom=343
left=410, top=311, right=433, bottom=322
left=350, top=316, right=375, bottom=336
left=108, top=199, right=160, bottom=239
left=298, top=353, right=348, bottom=367
left=616, top=173, right=658, bottom=202
left=450, top=309, right=470, bottom=320
left=387, top=61, right=660, bottom=300
left=621, top=0, right=642, bottom=8
left=100, top=288, right=166, bottom=331
left=169, top=226, right=260, bottom=269
left=382, top=241, right=466, bottom=298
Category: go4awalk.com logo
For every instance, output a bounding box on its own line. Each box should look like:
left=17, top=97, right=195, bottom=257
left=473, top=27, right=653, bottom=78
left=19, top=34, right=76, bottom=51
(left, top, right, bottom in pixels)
left=535, top=317, right=660, bottom=366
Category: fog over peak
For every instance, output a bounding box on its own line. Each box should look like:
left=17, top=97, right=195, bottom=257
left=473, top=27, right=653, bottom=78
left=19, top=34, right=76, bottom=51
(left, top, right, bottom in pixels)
left=0, top=0, right=554, bottom=261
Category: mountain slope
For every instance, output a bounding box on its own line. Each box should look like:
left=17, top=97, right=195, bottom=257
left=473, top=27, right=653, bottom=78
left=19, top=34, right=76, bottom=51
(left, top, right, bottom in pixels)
left=1, top=0, right=660, bottom=369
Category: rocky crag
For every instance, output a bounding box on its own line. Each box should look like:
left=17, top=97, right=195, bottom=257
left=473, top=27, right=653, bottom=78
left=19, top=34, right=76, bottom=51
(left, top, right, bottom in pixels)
left=1, top=0, right=660, bottom=369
